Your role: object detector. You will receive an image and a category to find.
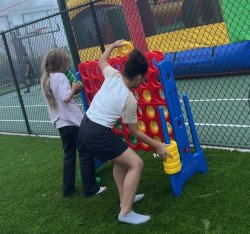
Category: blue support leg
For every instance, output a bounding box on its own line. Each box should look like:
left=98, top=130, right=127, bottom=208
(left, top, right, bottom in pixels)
left=158, top=105, right=170, bottom=144
left=182, top=93, right=201, bottom=152
left=182, top=93, right=208, bottom=174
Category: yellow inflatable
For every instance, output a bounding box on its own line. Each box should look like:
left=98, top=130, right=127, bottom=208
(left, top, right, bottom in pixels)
left=67, top=0, right=121, bottom=8
left=66, top=0, right=121, bottom=19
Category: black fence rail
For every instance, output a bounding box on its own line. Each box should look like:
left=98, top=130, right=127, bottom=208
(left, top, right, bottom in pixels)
left=0, top=0, right=249, bottom=149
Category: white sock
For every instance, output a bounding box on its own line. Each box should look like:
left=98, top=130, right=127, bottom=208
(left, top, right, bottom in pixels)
left=120, top=193, right=145, bottom=207
left=118, top=211, right=150, bottom=224
left=95, top=186, right=106, bottom=195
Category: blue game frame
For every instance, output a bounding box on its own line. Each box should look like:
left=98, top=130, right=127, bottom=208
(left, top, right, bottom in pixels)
left=157, top=60, right=208, bottom=197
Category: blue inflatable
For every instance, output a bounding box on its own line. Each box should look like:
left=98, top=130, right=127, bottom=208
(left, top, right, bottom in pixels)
left=164, top=41, right=250, bottom=77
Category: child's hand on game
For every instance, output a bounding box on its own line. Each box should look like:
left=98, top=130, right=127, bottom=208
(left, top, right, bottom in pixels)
left=155, top=142, right=173, bottom=159
left=72, top=81, right=82, bottom=92
left=112, top=39, right=125, bottom=48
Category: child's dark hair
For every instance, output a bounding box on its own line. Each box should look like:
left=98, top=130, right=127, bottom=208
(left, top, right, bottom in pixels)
left=123, top=49, right=148, bottom=80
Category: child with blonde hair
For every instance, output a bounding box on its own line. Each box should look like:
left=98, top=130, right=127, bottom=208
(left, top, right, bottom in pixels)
left=41, top=49, right=104, bottom=197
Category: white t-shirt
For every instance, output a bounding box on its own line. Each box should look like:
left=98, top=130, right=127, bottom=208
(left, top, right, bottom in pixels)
left=86, top=66, right=138, bottom=128
left=43, top=72, right=84, bottom=129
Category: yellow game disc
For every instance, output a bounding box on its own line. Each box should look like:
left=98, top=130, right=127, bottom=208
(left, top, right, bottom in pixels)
left=164, top=153, right=180, bottom=164
left=150, top=121, right=159, bottom=134
left=146, top=106, right=155, bottom=118
left=138, top=120, right=146, bottom=133
left=153, top=136, right=162, bottom=142
left=164, top=164, right=182, bottom=175
left=142, top=90, right=152, bottom=103
left=166, top=140, right=177, bottom=152
left=168, top=124, right=173, bottom=134
left=163, top=160, right=181, bottom=169
left=168, top=148, right=179, bottom=157
left=117, top=41, right=134, bottom=56
left=163, top=106, right=168, bottom=118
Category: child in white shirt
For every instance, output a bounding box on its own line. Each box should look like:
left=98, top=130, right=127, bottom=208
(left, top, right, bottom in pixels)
left=78, top=40, right=172, bottom=224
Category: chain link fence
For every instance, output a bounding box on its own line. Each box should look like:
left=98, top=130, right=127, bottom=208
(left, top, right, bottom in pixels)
left=0, top=0, right=249, bottom=149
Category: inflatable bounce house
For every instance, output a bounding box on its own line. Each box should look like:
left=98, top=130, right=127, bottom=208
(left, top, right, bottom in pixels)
left=65, top=0, right=249, bottom=62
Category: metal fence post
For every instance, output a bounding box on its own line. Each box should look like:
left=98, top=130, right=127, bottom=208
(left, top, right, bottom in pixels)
left=57, top=0, right=81, bottom=68
left=90, top=2, right=105, bottom=53
left=2, top=33, right=32, bottom=134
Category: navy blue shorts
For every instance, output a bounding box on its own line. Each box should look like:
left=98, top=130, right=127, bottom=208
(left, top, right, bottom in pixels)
left=78, top=115, right=128, bottom=162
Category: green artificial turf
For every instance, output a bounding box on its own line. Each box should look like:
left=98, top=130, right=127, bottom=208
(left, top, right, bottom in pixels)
left=0, top=134, right=249, bottom=233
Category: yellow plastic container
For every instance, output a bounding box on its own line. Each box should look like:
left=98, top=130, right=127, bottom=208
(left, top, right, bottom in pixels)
left=117, top=41, right=134, bottom=56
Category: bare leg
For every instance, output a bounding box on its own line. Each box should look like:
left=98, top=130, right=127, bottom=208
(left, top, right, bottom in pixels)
left=113, top=147, right=144, bottom=215
left=113, top=162, right=127, bottom=205
left=113, top=161, right=145, bottom=208
left=113, top=148, right=150, bottom=224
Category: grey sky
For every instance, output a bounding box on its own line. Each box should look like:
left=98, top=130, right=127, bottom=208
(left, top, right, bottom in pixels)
left=0, top=1, right=67, bottom=58
left=1, top=0, right=58, bottom=12
left=0, top=0, right=58, bottom=29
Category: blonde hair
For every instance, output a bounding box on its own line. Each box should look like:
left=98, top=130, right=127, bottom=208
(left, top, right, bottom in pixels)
left=41, top=49, right=70, bottom=109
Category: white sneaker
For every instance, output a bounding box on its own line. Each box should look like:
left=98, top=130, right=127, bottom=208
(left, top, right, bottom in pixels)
left=120, top=193, right=145, bottom=207
left=95, top=186, right=107, bottom=195
left=118, top=211, right=150, bottom=224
